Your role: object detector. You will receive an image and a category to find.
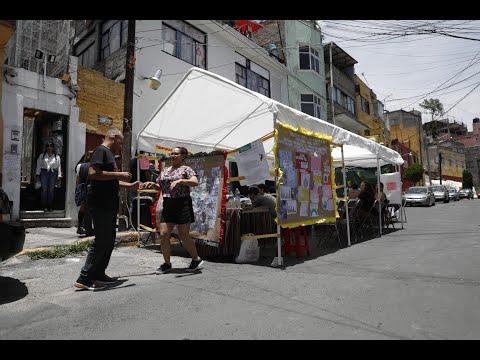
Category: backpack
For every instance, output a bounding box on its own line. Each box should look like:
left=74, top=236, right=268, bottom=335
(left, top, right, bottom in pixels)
left=75, top=183, right=87, bottom=206
left=75, top=162, right=90, bottom=206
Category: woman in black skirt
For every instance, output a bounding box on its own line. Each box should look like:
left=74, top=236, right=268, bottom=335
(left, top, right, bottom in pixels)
left=143, top=146, right=203, bottom=273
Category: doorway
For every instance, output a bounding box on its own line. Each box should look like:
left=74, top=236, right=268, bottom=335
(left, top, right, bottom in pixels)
left=20, top=108, right=68, bottom=217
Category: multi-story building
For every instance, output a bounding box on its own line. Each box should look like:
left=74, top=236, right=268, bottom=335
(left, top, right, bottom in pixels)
left=72, top=20, right=290, bottom=155
left=324, top=42, right=367, bottom=133
left=354, top=75, right=390, bottom=145
left=425, top=141, right=466, bottom=183
left=0, top=20, right=16, bottom=187
left=252, top=20, right=328, bottom=121
left=3, top=20, right=84, bottom=223
left=391, top=139, right=417, bottom=190
left=453, top=117, right=480, bottom=148
left=422, top=119, right=467, bottom=183
left=389, top=109, right=423, bottom=168
left=465, top=146, right=480, bottom=190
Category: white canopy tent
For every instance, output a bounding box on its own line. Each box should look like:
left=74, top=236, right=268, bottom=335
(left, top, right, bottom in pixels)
left=332, top=145, right=395, bottom=168
left=136, top=68, right=404, bottom=263
left=137, top=68, right=404, bottom=168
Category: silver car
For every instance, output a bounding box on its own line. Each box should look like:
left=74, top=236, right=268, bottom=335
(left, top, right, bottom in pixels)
left=404, top=186, right=435, bottom=207
left=429, top=185, right=449, bottom=203
left=448, top=189, right=459, bottom=201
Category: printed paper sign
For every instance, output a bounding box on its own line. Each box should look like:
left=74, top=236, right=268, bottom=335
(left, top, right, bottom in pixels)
left=311, top=155, right=322, bottom=174
left=280, top=185, right=292, bottom=200
left=139, top=157, right=150, bottom=170
left=300, top=202, right=309, bottom=217
left=286, top=200, right=297, bottom=214
left=298, top=186, right=310, bottom=202
left=235, top=139, right=270, bottom=186
left=295, top=152, right=309, bottom=171
left=387, top=182, right=397, bottom=191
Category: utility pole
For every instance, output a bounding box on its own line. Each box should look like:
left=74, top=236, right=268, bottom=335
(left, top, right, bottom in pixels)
left=438, top=152, right=443, bottom=184
left=329, top=42, right=335, bottom=126
left=423, top=128, right=432, bottom=186
left=119, top=19, right=136, bottom=230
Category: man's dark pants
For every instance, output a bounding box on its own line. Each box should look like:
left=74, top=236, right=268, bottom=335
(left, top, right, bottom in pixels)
left=78, top=207, right=117, bottom=281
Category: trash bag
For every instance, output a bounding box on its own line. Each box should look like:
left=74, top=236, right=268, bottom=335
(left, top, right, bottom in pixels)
left=235, top=234, right=260, bottom=263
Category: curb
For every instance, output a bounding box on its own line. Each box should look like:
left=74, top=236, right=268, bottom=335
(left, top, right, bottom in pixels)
left=19, top=231, right=152, bottom=256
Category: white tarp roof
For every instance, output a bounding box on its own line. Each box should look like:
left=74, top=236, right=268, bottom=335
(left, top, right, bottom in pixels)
left=137, top=68, right=404, bottom=166
left=332, top=145, right=392, bottom=168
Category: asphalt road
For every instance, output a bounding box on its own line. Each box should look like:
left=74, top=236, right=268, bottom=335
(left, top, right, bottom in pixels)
left=1, top=199, right=479, bottom=339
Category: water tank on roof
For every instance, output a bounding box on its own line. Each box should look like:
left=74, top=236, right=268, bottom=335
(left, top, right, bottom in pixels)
left=267, top=43, right=279, bottom=58
left=473, top=117, right=479, bottom=123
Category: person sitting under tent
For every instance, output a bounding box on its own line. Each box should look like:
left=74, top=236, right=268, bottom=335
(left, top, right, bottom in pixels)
left=246, top=186, right=277, bottom=219
left=256, top=183, right=276, bottom=202
left=348, top=183, right=360, bottom=200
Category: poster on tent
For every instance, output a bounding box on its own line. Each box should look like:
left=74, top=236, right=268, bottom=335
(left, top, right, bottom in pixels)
left=159, top=153, right=227, bottom=247
left=380, top=172, right=402, bottom=205
left=275, top=123, right=337, bottom=228
left=234, top=139, right=270, bottom=186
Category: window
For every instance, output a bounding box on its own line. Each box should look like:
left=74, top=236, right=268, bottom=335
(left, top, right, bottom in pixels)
left=299, top=45, right=320, bottom=73
left=235, top=63, right=247, bottom=87
left=162, top=20, right=206, bottom=69
left=100, top=20, right=128, bottom=61
left=235, top=58, right=270, bottom=97
left=301, top=94, right=321, bottom=118
left=361, top=96, right=370, bottom=114
left=78, top=43, right=95, bottom=67
left=333, top=86, right=356, bottom=115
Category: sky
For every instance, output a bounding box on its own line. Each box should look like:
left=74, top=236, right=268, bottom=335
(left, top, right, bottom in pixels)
left=321, top=20, right=480, bottom=131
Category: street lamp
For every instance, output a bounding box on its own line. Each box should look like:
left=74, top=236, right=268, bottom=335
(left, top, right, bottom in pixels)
left=35, top=49, right=56, bottom=88
left=142, top=69, right=162, bottom=90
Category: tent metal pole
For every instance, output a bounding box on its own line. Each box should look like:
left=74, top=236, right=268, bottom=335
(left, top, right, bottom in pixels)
left=341, top=145, right=351, bottom=247
left=273, top=116, right=282, bottom=268
left=137, top=156, right=141, bottom=235
left=401, top=186, right=405, bottom=230
left=377, top=156, right=382, bottom=237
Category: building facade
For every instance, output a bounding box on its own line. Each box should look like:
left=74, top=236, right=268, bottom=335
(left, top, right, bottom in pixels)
left=252, top=20, right=328, bottom=121
left=3, top=20, right=85, bottom=225
left=391, top=139, right=417, bottom=191
left=132, top=20, right=289, bottom=154
left=453, top=117, right=480, bottom=148
left=324, top=42, right=366, bottom=133
left=465, top=145, right=480, bottom=190
left=425, top=141, right=465, bottom=183
left=0, top=20, right=16, bottom=187
left=389, top=109, right=424, bottom=168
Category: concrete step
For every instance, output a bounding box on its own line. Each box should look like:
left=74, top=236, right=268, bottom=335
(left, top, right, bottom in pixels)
left=20, top=210, right=66, bottom=219
left=20, top=217, right=73, bottom=228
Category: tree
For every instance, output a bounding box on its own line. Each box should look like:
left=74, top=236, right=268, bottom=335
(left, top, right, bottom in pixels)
left=462, top=169, right=473, bottom=189
left=403, top=163, right=424, bottom=185
left=419, top=98, right=444, bottom=121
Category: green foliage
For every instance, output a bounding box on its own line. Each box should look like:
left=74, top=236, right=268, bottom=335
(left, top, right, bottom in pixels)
left=403, top=163, right=424, bottom=184
left=419, top=98, right=444, bottom=120
left=27, top=240, right=93, bottom=260
left=463, top=170, right=473, bottom=189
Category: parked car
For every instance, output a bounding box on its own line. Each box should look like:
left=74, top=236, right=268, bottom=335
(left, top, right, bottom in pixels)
left=429, top=185, right=449, bottom=203
left=448, top=188, right=460, bottom=201
left=459, top=188, right=474, bottom=199
left=0, top=187, right=25, bottom=262
left=403, top=186, right=435, bottom=207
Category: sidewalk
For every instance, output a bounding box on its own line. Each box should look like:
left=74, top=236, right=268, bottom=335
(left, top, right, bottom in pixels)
left=21, top=227, right=149, bottom=254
